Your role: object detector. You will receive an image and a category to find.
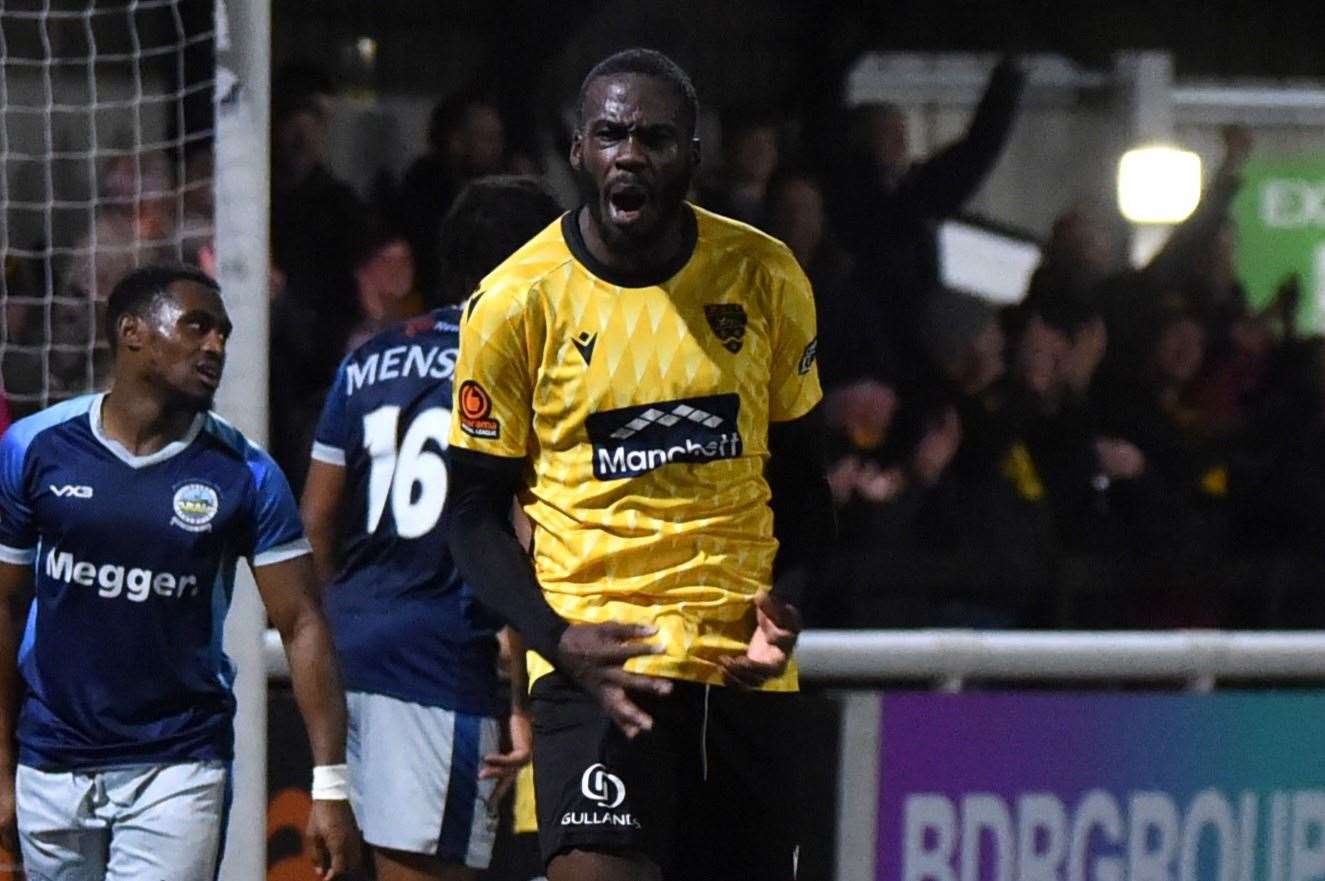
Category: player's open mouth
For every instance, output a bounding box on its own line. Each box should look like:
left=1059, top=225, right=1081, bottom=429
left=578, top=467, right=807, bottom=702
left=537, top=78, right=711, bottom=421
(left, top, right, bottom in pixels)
left=195, top=361, right=222, bottom=386
left=608, top=186, right=649, bottom=224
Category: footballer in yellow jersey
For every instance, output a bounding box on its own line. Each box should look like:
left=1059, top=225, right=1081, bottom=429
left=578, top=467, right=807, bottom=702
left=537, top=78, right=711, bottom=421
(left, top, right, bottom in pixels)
left=450, top=200, right=819, bottom=691
left=444, top=49, right=833, bottom=881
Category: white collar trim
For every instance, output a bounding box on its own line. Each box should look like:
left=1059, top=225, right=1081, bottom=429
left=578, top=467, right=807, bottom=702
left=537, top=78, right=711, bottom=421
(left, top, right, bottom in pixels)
left=88, top=392, right=206, bottom=469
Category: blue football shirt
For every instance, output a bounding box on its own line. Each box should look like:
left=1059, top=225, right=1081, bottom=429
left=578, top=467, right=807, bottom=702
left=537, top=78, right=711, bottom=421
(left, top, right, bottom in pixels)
left=312, top=308, right=501, bottom=715
left=0, top=394, right=309, bottom=770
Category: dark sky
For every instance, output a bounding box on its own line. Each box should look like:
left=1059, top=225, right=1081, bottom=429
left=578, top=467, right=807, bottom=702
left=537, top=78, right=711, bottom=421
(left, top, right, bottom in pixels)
left=277, top=0, right=1325, bottom=81
left=272, top=0, right=1325, bottom=149
left=844, top=0, right=1325, bottom=78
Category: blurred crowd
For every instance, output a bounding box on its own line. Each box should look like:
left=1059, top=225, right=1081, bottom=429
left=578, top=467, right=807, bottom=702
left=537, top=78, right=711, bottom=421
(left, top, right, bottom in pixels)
left=6, top=56, right=1325, bottom=631
left=805, top=64, right=1321, bottom=633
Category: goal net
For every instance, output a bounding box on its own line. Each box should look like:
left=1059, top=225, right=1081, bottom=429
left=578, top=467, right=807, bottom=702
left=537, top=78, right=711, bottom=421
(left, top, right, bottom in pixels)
left=0, top=0, right=216, bottom=418
left=0, top=3, right=274, bottom=876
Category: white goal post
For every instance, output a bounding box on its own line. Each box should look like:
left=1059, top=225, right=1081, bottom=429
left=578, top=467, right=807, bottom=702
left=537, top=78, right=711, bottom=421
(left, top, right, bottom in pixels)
left=213, top=0, right=269, bottom=878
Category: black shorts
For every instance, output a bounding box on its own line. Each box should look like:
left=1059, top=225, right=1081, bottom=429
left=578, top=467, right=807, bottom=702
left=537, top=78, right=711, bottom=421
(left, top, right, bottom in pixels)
left=529, top=669, right=804, bottom=879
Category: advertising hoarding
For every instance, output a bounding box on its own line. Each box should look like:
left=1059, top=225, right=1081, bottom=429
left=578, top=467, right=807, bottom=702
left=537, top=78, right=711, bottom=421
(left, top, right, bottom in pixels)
left=877, top=693, right=1325, bottom=881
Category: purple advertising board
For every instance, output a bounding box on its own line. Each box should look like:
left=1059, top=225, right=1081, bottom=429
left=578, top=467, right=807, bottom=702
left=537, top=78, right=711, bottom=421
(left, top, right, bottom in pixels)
left=876, top=692, right=1325, bottom=881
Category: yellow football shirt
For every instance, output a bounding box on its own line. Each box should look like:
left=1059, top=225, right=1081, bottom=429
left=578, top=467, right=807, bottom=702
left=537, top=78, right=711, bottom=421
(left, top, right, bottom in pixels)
left=449, top=204, right=822, bottom=690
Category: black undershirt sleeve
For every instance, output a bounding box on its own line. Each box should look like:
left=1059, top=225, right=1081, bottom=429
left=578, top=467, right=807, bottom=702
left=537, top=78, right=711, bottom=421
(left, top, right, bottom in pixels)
left=766, top=405, right=836, bottom=609
left=444, top=448, right=568, bottom=662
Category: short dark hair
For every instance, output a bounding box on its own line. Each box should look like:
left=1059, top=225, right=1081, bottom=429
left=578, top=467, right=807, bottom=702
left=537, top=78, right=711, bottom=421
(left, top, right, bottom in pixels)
left=433, top=176, right=562, bottom=307
left=576, top=48, right=698, bottom=136
left=106, top=263, right=220, bottom=353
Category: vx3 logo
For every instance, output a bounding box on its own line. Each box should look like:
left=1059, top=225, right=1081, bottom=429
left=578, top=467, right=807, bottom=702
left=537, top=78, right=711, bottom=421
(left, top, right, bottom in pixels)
left=50, top=484, right=93, bottom=499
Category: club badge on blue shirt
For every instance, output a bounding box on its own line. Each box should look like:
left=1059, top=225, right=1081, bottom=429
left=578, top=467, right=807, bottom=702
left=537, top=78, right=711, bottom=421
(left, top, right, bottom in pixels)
left=171, top=481, right=220, bottom=533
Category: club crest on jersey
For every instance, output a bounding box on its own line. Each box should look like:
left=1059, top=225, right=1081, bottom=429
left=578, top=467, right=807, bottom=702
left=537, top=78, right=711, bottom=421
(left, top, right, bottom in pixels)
left=458, top=380, right=501, bottom=439
left=171, top=481, right=220, bottom=533
left=703, top=303, right=747, bottom=353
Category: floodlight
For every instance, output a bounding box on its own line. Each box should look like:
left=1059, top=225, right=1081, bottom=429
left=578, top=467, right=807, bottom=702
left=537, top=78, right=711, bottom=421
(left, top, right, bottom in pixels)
left=1117, top=146, right=1202, bottom=224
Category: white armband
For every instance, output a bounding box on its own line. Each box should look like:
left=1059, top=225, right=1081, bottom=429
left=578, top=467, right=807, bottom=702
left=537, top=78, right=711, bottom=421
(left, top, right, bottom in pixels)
left=311, top=763, right=350, bottom=801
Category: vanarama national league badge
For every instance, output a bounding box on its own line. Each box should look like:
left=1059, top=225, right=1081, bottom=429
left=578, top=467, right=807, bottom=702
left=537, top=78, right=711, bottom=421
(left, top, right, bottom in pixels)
left=458, top=380, right=501, bottom=439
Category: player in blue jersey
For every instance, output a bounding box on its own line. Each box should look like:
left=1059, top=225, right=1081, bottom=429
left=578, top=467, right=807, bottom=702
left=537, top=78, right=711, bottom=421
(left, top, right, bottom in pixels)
left=300, top=177, right=562, bottom=881
left=0, top=264, right=359, bottom=880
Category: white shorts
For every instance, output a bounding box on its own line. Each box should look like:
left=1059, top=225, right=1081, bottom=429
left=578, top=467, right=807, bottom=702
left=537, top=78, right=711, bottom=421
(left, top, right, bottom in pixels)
left=346, top=690, right=500, bottom=867
left=16, top=760, right=227, bottom=881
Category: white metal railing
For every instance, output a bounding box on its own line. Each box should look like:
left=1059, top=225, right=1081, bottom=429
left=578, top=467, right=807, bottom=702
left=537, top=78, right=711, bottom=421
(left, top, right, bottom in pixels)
left=848, top=51, right=1325, bottom=125
left=263, top=628, right=1325, bottom=693
left=1173, top=83, right=1325, bottom=126
left=792, top=629, right=1325, bottom=691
